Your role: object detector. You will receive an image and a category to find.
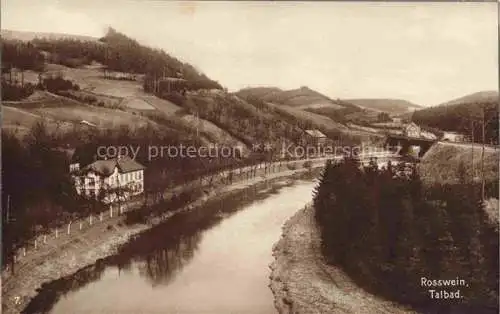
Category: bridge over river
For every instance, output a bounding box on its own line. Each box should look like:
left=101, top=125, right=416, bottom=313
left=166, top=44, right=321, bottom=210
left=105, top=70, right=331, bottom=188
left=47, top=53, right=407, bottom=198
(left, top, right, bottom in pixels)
left=385, top=134, right=438, bottom=158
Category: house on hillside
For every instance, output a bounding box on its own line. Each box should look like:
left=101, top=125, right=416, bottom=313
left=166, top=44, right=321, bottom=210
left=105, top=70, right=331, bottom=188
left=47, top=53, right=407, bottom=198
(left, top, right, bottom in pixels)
left=70, top=156, right=145, bottom=203
left=442, top=131, right=469, bottom=143
left=304, top=129, right=328, bottom=146
left=403, top=122, right=421, bottom=138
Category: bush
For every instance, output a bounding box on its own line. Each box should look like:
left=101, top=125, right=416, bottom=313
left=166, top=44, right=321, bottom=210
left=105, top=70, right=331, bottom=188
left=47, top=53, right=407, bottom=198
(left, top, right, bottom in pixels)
left=1, top=81, right=35, bottom=100
left=43, top=75, right=80, bottom=93
left=59, top=57, right=88, bottom=68
left=160, top=92, right=186, bottom=106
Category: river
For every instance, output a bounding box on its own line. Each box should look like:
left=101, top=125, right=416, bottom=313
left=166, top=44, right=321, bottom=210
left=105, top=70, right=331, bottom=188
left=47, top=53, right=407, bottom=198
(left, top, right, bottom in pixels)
left=42, top=180, right=316, bottom=314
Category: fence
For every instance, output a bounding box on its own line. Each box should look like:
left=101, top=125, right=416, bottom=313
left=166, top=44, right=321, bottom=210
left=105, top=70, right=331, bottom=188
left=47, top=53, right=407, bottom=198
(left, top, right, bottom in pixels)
left=3, top=156, right=332, bottom=276
left=3, top=202, right=131, bottom=277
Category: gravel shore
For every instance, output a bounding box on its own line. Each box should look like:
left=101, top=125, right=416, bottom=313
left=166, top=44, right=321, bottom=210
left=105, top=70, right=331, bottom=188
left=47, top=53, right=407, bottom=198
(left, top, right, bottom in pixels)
left=269, top=205, right=415, bottom=314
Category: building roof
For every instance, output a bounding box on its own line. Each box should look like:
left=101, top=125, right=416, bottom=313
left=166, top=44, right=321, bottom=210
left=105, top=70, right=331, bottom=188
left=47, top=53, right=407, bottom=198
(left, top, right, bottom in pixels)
left=78, top=156, right=145, bottom=177
left=158, top=77, right=187, bottom=82
left=304, top=129, right=327, bottom=138
left=405, top=122, right=420, bottom=129
left=443, top=131, right=466, bottom=135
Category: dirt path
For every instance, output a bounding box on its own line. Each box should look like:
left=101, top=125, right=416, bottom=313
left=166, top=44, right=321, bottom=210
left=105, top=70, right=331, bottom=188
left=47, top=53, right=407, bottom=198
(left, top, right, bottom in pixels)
left=269, top=205, right=415, bottom=314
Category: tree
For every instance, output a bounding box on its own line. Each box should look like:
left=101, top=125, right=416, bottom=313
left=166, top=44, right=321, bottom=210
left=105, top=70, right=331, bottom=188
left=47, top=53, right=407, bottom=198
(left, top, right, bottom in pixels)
left=377, top=112, right=391, bottom=123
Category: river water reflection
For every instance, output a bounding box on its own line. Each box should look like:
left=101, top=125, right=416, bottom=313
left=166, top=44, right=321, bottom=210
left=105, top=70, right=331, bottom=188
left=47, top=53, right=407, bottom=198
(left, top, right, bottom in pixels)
left=44, top=180, right=316, bottom=314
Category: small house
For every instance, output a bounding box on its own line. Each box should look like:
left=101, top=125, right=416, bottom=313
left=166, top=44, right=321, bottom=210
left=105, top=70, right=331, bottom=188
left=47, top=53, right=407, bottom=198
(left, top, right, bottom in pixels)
left=403, top=122, right=421, bottom=138
left=304, top=129, right=328, bottom=146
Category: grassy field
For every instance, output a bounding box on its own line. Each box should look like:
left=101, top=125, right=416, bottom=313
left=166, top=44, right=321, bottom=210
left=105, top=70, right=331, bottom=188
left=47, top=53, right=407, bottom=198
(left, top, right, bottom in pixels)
left=32, top=105, right=153, bottom=129
left=343, top=98, right=422, bottom=115
left=137, top=95, right=182, bottom=114
left=236, top=86, right=344, bottom=109
left=268, top=102, right=349, bottom=132
left=3, top=71, right=255, bottom=149
left=3, top=106, right=77, bottom=136
left=419, top=142, right=499, bottom=184
left=119, top=97, right=156, bottom=110
left=179, top=113, right=249, bottom=151
left=4, top=65, right=380, bottom=148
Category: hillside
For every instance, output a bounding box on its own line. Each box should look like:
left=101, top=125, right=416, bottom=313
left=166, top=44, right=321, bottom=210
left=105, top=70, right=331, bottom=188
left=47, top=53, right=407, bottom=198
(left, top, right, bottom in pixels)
left=236, top=86, right=346, bottom=110
left=437, top=90, right=498, bottom=107
left=342, top=98, right=422, bottom=115
left=411, top=91, right=499, bottom=144
left=235, top=87, right=284, bottom=100
left=235, top=86, right=391, bottom=127
left=1, top=28, right=377, bottom=150
left=419, top=141, right=499, bottom=185
left=2, top=27, right=222, bottom=90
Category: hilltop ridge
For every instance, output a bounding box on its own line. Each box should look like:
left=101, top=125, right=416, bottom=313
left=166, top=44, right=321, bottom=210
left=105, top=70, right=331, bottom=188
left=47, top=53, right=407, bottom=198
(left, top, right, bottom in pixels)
left=341, top=98, right=422, bottom=115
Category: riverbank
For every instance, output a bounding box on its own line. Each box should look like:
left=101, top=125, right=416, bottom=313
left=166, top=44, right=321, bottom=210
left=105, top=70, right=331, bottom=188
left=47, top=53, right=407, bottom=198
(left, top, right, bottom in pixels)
left=269, top=205, right=414, bottom=314
left=2, top=165, right=321, bottom=314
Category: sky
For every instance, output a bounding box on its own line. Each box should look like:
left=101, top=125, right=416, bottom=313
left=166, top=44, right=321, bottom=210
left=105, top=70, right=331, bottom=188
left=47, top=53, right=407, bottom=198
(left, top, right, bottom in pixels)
left=2, top=0, right=498, bottom=106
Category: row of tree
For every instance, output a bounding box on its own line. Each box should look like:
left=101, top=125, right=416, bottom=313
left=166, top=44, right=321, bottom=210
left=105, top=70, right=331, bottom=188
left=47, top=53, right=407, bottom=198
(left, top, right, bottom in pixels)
left=2, top=40, right=45, bottom=73
left=314, top=158, right=498, bottom=312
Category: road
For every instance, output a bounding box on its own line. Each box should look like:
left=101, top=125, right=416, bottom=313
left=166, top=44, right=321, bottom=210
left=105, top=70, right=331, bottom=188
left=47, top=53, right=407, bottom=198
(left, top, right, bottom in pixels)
left=437, top=140, right=499, bottom=152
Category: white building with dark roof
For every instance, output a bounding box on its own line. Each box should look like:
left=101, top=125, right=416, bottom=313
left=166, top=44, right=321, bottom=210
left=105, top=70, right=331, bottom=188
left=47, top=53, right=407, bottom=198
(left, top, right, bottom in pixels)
left=70, top=156, right=145, bottom=203
left=403, top=122, right=421, bottom=138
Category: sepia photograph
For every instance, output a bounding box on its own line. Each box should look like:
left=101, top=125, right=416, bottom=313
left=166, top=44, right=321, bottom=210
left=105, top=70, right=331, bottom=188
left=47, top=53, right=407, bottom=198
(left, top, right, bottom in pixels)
left=1, top=1, right=499, bottom=313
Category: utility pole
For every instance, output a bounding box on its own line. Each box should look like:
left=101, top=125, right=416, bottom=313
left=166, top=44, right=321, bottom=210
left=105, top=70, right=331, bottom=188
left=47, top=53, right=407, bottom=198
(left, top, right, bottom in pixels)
left=195, top=111, right=200, bottom=138
left=471, top=120, right=474, bottom=182
left=481, top=107, right=485, bottom=202
left=6, top=194, right=10, bottom=224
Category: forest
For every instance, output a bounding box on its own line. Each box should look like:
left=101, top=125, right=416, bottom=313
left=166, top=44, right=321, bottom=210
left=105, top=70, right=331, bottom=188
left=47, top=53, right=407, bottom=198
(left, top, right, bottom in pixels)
left=1, top=27, right=222, bottom=101
left=412, top=100, right=498, bottom=145
left=314, top=158, right=499, bottom=313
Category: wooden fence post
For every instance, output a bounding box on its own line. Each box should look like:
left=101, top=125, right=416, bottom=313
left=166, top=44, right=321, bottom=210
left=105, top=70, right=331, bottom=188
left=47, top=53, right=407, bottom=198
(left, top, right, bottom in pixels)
left=67, top=222, right=71, bottom=235
left=79, top=222, right=83, bottom=230
left=100, top=212, right=103, bottom=221
left=55, top=229, right=59, bottom=238
left=43, top=235, right=47, bottom=244
left=34, top=239, right=37, bottom=250
left=89, top=215, right=93, bottom=225
left=110, top=206, right=113, bottom=218
left=23, top=247, right=26, bottom=257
